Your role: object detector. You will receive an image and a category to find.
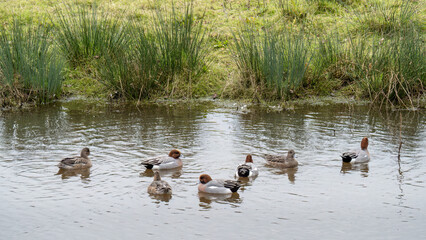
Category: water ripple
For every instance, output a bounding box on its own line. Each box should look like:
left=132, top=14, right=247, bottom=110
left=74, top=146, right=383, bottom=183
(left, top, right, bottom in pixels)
left=0, top=103, right=424, bottom=239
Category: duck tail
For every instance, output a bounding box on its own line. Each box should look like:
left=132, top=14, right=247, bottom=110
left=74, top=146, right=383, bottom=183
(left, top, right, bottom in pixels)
left=341, top=156, right=352, bottom=163
left=141, top=163, right=154, bottom=169
left=224, top=180, right=241, bottom=193
left=341, top=152, right=356, bottom=163
left=160, top=187, right=172, bottom=194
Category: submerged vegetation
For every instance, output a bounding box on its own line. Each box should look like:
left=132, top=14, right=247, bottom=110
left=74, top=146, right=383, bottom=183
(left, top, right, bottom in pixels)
left=0, top=0, right=424, bottom=108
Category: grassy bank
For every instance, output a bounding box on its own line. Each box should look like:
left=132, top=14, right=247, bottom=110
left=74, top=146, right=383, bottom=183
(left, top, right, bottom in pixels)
left=0, top=0, right=424, bottom=108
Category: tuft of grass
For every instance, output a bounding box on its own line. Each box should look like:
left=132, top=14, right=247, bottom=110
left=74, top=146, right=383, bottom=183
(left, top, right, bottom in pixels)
left=344, top=25, right=425, bottom=106
left=0, top=19, right=64, bottom=105
left=53, top=3, right=129, bottom=66
left=311, top=31, right=348, bottom=83
left=97, top=1, right=211, bottom=101
left=152, top=2, right=210, bottom=97
left=97, top=22, right=158, bottom=101
left=232, top=23, right=311, bottom=100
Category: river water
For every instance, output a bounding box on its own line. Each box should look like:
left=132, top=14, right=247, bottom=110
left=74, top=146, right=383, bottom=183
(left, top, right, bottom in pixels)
left=0, top=100, right=425, bottom=239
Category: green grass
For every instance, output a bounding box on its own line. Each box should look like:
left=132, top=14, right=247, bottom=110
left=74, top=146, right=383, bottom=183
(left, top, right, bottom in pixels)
left=231, top=0, right=424, bottom=104
left=96, top=21, right=157, bottom=101
left=351, top=1, right=418, bottom=35
left=0, top=20, right=64, bottom=106
left=0, top=0, right=424, bottom=108
left=349, top=27, right=425, bottom=106
left=97, top=2, right=210, bottom=102
left=54, top=3, right=129, bottom=66
left=232, top=24, right=311, bottom=100
left=151, top=2, right=210, bottom=97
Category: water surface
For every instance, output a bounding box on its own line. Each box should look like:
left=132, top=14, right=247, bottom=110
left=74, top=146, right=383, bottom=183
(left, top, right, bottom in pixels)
left=0, top=101, right=425, bottom=239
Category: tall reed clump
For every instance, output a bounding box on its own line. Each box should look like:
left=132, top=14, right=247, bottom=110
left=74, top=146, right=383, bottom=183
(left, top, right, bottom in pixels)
left=308, top=32, right=352, bottom=95
left=348, top=27, right=425, bottom=106
left=97, top=2, right=209, bottom=101
left=97, top=23, right=158, bottom=100
left=232, top=24, right=311, bottom=100
left=312, top=32, right=346, bottom=81
left=54, top=3, right=129, bottom=66
left=0, top=20, right=64, bottom=105
left=343, top=0, right=424, bottom=106
left=152, top=2, right=209, bottom=97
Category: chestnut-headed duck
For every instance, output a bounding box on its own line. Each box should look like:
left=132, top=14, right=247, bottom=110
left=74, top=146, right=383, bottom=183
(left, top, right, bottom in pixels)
left=341, top=137, right=370, bottom=163
left=198, top=174, right=241, bottom=194
left=147, top=171, right=172, bottom=195
left=58, top=148, right=91, bottom=170
left=235, top=154, right=259, bottom=178
left=265, top=150, right=298, bottom=168
left=141, top=149, right=182, bottom=170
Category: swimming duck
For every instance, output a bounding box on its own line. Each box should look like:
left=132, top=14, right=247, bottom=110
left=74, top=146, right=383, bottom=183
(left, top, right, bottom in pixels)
left=198, top=174, right=241, bottom=194
left=265, top=150, right=298, bottom=168
left=235, top=154, right=259, bottom=178
left=140, top=149, right=182, bottom=170
left=147, top=171, right=172, bottom=195
left=58, top=148, right=91, bottom=170
left=341, top=137, right=370, bottom=163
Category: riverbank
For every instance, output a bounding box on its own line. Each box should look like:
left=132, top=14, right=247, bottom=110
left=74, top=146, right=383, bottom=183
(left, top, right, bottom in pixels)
left=2, top=94, right=424, bottom=114
left=0, top=0, right=424, bottom=109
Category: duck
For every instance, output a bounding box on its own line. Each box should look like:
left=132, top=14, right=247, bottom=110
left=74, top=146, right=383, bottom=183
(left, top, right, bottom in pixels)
left=265, top=149, right=298, bottom=168
left=140, top=149, right=182, bottom=170
left=198, top=174, right=241, bottom=194
left=58, top=148, right=91, bottom=170
left=341, top=137, right=370, bottom=163
left=235, top=154, right=259, bottom=178
left=147, top=171, right=172, bottom=195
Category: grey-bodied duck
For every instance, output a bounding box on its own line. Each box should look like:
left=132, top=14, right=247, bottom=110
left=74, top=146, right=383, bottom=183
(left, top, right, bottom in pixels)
left=58, top=148, right=91, bottom=170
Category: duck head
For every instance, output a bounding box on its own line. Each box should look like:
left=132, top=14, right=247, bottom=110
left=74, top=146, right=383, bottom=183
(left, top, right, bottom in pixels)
left=199, top=174, right=212, bottom=184
left=153, top=171, right=162, bottom=181
left=168, top=149, right=181, bottom=159
left=361, top=137, right=368, bottom=150
left=287, top=149, right=296, bottom=159
left=80, top=148, right=90, bottom=158
left=245, top=154, right=253, bottom=163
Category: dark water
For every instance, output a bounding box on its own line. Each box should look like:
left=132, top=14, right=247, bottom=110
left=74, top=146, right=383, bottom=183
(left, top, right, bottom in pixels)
left=0, top=101, right=425, bottom=239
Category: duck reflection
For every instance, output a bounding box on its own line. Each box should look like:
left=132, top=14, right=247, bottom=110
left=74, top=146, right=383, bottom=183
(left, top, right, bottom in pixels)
left=140, top=167, right=182, bottom=178
left=235, top=177, right=255, bottom=191
left=265, top=166, right=298, bottom=183
left=149, top=194, right=172, bottom=202
left=56, top=168, right=90, bottom=180
left=340, top=162, right=369, bottom=177
left=198, top=192, right=242, bottom=209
